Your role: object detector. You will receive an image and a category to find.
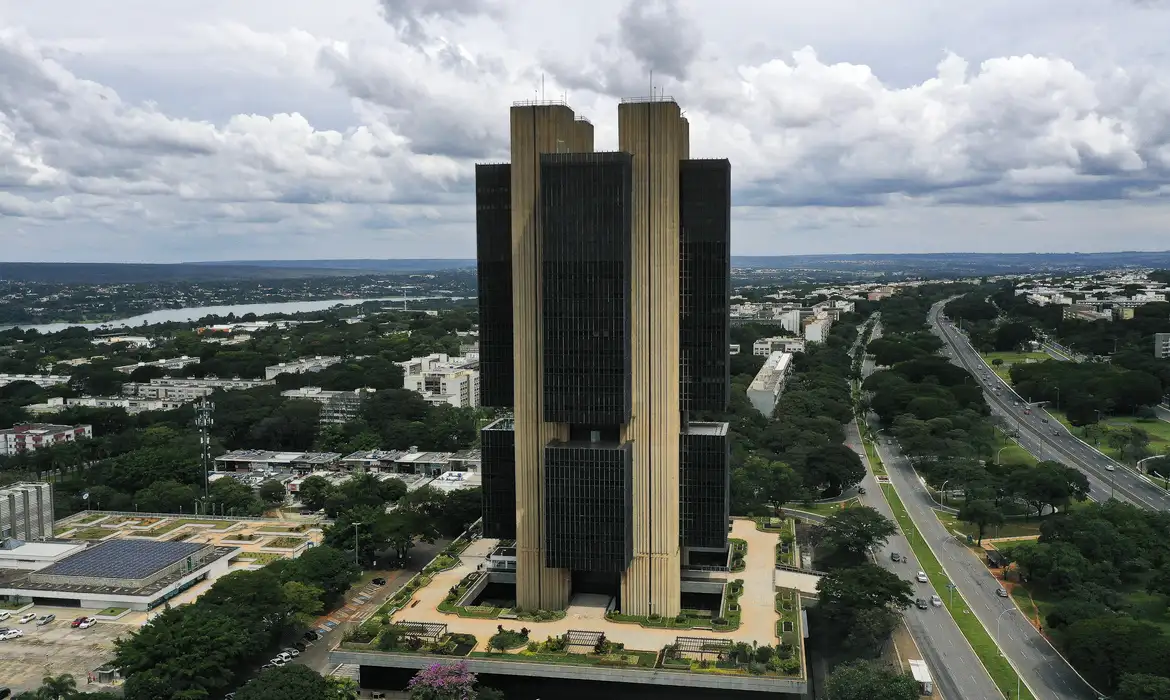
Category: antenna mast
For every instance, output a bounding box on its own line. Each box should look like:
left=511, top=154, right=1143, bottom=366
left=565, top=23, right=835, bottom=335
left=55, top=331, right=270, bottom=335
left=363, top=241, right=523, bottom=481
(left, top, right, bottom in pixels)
left=196, top=396, right=215, bottom=499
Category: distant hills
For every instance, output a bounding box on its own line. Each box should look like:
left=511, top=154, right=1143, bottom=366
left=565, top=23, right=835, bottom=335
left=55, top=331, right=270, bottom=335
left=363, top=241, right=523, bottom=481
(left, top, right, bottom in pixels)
left=3, top=252, right=1168, bottom=284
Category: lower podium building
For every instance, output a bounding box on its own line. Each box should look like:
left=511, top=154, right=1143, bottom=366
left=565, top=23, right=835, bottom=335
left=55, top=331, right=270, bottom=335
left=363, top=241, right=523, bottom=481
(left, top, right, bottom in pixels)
left=329, top=99, right=807, bottom=698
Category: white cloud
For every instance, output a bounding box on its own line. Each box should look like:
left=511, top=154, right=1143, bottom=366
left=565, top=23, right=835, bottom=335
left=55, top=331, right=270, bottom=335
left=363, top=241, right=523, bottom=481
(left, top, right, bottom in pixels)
left=1, top=0, right=1170, bottom=261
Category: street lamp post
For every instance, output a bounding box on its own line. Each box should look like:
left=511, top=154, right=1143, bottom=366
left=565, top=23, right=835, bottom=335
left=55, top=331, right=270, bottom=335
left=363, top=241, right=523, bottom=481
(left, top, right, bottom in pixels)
left=996, top=608, right=1022, bottom=699
left=353, top=522, right=363, bottom=568
left=997, top=446, right=1011, bottom=465
left=940, top=480, right=950, bottom=507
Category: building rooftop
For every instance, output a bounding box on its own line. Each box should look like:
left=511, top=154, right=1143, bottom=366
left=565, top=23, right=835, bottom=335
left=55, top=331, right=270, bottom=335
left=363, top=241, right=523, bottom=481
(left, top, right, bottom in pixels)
left=36, top=539, right=206, bottom=581
left=0, top=540, right=85, bottom=559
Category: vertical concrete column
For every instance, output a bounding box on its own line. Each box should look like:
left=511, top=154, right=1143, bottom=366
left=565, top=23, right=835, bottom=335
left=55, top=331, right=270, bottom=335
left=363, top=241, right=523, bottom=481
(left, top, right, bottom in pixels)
left=510, top=103, right=587, bottom=611
left=617, top=100, right=689, bottom=617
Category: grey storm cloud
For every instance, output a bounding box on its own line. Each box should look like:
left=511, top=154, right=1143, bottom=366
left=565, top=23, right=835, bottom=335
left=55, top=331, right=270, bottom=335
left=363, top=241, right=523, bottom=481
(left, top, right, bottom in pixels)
left=378, top=0, right=503, bottom=45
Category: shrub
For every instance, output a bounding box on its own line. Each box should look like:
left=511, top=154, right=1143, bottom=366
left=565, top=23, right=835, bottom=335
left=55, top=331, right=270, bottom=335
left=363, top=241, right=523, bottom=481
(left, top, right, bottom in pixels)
left=748, top=661, right=767, bottom=675
left=754, top=645, right=774, bottom=663
left=711, top=617, right=727, bottom=626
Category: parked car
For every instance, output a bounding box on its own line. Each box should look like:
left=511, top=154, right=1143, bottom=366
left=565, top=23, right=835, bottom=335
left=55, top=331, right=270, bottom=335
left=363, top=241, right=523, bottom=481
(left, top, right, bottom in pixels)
left=915, top=598, right=928, bottom=610
left=276, top=652, right=292, bottom=663
left=79, top=618, right=96, bottom=629
left=303, top=630, right=320, bottom=641
left=0, top=612, right=9, bottom=622
left=1, top=629, right=23, bottom=640
left=930, top=595, right=943, bottom=607
left=70, top=617, right=87, bottom=628
left=270, top=658, right=286, bottom=667
left=996, top=587, right=1008, bottom=598
left=283, top=648, right=299, bottom=658
left=17, top=613, right=35, bottom=625
left=916, top=571, right=928, bottom=583
left=890, top=552, right=902, bottom=562
left=35, top=614, right=55, bottom=626
left=259, top=664, right=274, bottom=671
left=292, top=641, right=307, bottom=651
left=372, top=577, right=387, bottom=586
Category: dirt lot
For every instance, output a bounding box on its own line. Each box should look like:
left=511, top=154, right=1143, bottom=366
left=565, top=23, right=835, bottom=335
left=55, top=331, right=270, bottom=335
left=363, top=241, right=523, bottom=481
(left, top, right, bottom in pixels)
left=0, top=607, right=130, bottom=694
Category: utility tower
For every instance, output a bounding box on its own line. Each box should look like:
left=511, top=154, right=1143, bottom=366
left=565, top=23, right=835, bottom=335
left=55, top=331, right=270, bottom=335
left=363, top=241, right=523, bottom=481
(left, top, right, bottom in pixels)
left=195, top=396, right=215, bottom=498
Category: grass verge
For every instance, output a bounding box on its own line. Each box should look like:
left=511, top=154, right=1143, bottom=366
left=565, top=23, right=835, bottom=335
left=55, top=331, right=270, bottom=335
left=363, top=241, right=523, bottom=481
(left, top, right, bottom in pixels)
left=879, top=479, right=1035, bottom=700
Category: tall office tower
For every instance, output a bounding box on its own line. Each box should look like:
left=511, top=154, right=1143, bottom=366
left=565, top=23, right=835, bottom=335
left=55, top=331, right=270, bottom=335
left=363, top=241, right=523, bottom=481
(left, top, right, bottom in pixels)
left=476, top=97, right=730, bottom=618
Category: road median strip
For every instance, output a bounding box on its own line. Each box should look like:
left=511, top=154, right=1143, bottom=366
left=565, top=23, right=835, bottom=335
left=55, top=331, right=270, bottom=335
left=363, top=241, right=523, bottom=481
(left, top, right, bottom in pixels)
left=870, top=444, right=1035, bottom=700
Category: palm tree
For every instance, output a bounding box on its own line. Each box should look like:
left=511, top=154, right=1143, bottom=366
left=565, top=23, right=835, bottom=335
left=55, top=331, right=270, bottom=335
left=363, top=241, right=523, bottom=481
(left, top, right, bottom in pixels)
left=37, top=673, right=77, bottom=700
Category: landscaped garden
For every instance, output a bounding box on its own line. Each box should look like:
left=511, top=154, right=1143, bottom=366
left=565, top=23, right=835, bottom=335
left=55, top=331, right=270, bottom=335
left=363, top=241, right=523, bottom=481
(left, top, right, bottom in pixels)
left=660, top=638, right=801, bottom=677
left=68, top=527, right=114, bottom=540
left=470, top=631, right=658, bottom=669
left=264, top=536, right=305, bottom=549
left=486, top=625, right=530, bottom=651
left=233, top=552, right=283, bottom=565
left=344, top=619, right=477, bottom=657
left=729, top=538, right=747, bottom=571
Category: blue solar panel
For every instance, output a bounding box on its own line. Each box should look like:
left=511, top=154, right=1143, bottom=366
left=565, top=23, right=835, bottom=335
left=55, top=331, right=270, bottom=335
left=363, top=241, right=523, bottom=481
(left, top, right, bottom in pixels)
left=39, top=539, right=205, bottom=580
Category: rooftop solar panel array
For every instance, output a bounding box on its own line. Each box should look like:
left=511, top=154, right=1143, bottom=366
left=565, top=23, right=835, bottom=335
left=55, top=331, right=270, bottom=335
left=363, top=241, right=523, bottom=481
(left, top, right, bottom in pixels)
left=36, top=539, right=206, bottom=580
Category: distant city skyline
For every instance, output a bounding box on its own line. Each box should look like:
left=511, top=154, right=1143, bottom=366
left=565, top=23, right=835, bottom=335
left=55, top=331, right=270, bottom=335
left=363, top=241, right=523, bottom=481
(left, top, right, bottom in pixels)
left=3, top=0, right=1170, bottom=261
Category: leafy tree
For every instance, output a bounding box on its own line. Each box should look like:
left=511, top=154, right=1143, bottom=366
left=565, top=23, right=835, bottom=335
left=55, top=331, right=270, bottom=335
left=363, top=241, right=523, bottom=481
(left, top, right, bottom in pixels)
left=957, top=499, right=1004, bottom=545
left=817, top=564, right=915, bottom=620
left=819, top=506, right=897, bottom=563
left=236, top=665, right=330, bottom=700
left=133, top=479, right=200, bottom=514
left=1116, top=673, right=1170, bottom=700
left=296, top=474, right=334, bottom=512
left=269, top=544, right=360, bottom=608
left=258, top=479, right=287, bottom=506
left=281, top=580, right=325, bottom=627
left=1061, top=616, right=1169, bottom=692
left=208, top=476, right=264, bottom=517
left=826, top=660, right=920, bottom=700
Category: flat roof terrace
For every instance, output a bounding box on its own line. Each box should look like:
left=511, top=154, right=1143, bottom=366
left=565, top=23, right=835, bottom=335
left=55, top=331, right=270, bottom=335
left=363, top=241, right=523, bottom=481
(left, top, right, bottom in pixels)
left=332, top=520, right=804, bottom=693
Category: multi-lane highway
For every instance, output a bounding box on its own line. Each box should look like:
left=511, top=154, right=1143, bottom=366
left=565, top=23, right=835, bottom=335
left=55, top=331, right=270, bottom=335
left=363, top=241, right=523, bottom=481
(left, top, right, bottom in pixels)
left=930, top=300, right=1170, bottom=511
left=845, top=422, right=1003, bottom=700
left=871, top=426, right=1098, bottom=700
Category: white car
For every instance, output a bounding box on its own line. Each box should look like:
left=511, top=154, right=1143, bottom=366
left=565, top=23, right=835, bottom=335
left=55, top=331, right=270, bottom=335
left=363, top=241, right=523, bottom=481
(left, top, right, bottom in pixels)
left=270, top=657, right=286, bottom=667
left=78, top=618, right=96, bottom=629
left=916, top=571, right=928, bottom=583
left=1, top=629, right=23, bottom=640
left=930, top=595, right=943, bottom=607
left=17, top=613, right=35, bottom=624
left=1105, top=465, right=1116, bottom=472
left=0, top=611, right=9, bottom=621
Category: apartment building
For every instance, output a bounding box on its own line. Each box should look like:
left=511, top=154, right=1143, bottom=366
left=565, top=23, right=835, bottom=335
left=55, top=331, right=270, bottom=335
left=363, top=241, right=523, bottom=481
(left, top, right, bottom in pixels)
left=122, top=376, right=273, bottom=401
left=1156, top=333, right=1170, bottom=360
left=280, top=386, right=375, bottom=423
left=0, top=373, right=70, bottom=389
left=24, top=396, right=186, bottom=416
left=115, top=356, right=200, bottom=374
left=264, top=355, right=342, bottom=381
left=398, top=353, right=480, bottom=408
left=0, top=424, right=93, bottom=456
left=747, top=352, right=793, bottom=417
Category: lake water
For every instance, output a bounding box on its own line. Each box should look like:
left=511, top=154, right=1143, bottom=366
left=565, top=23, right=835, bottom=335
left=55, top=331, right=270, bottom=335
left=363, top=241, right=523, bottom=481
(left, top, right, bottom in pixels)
left=3, top=296, right=458, bottom=334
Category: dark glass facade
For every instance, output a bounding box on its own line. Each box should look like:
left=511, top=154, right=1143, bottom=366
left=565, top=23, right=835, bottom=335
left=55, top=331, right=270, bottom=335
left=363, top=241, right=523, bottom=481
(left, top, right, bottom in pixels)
left=544, top=441, right=633, bottom=572
left=540, top=152, right=633, bottom=425
left=475, top=163, right=514, bottom=408
left=679, top=159, right=731, bottom=413
left=679, top=423, right=730, bottom=549
left=480, top=418, right=517, bottom=540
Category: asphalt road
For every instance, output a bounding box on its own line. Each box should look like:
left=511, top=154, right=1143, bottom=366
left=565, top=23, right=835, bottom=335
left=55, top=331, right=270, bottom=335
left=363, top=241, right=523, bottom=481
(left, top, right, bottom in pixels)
left=845, top=422, right=1003, bottom=700
left=930, top=300, right=1170, bottom=511
left=872, top=430, right=1098, bottom=700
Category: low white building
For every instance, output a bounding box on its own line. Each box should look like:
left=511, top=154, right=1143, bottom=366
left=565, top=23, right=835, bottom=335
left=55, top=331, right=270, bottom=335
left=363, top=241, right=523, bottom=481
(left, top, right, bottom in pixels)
left=122, top=376, right=273, bottom=401
left=804, top=313, right=832, bottom=344
left=746, top=352, right=793, bottom=417
left=25, top=396, right=186, bottom=416
left=398, top=354, right=480, bottom=408
left=753, top=336, right=806, bottom=356
left=115, top=356, right=200, bottom=374
left=0, top=373, right=70, bottom=389
left=265, top=356, right=342, bottom=381
left=92, top=335, right=153, bottom=348
left=0, top=539, right=87, bottom=571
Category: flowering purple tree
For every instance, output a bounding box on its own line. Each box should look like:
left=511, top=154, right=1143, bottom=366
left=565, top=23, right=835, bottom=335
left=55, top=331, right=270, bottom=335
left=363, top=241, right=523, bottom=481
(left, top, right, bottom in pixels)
left=407, top=661, right=479, bottom=700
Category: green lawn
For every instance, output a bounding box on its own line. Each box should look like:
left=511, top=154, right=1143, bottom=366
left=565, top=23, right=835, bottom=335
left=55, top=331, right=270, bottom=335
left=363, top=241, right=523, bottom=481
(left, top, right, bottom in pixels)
left=234, top=552, right=283, bottom=565
left=936, top=511, right=1043, bottom=540
left=1048, top=411, right=1170, bottom=463
left=148, top=519, right=234, bottom=536
left=68, top=527, right=114, bottom=539
left=980, top=351, right=1050, bottom=384
left=879, top=481, right=1035, bottom=700
left=993, top=428, right=1038, bottom=467
left=787, top=499, right=859, bottom=519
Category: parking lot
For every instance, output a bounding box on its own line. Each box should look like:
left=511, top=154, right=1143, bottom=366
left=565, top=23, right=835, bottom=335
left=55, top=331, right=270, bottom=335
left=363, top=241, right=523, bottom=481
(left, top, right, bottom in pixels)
left=0, top=607, right=130, bottom=693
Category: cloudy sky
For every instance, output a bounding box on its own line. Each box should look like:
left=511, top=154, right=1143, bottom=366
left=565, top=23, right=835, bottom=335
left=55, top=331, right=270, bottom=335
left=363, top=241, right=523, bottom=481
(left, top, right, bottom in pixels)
left=3, top=0, right=1170, bottom=262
